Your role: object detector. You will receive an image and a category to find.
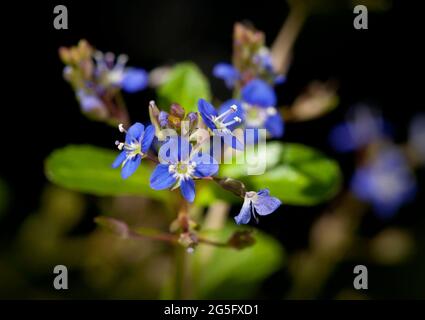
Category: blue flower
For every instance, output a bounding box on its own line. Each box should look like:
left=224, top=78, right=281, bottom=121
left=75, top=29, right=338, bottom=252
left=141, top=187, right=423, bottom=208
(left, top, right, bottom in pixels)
left=76, top=90, right=105, bottom=113
left=351, top=147, right=416, bottom=219
left=241, top=79, right=277, bottom=107
left=234, top=189, right=281, bottom=224
left=213, top=63, right=240, bottom=88
left=121, top=68, right=149, bottom=93
left=150, top=137, right=219, bottom=202
left=94, top=52, right=148, bottom=93
left=252, top=48, right=286, bottom=85
left=218, top=100, right=284, bottom=139
left=112, top=122, right=155, bottom=179
left=198, top=99, right=244, bottom=150
left=329, top=106, right=389, bottom=153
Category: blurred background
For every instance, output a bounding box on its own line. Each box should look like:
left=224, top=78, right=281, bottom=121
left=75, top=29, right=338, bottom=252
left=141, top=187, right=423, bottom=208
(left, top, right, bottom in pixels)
left=0, top=0, right=424, bottom=299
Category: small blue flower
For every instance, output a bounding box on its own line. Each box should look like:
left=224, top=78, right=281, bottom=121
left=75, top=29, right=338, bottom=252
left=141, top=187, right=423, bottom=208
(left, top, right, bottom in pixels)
left=218, top=99, right=284, bottom=139
left=241, top=79, right=277, bottom=107
left=213, top=63, right=240, bottom=88
left=351, top=147, right=416, bottom=219
left=112, top=122, right=155, bottom=179
left=150, top=137, right=219, bottom=202
left=76, top=90, right=106, bottom=113
left=121, top=68, right=149, bottom=93
left=234, top=189, right=281, bottom=224
left=198, top=99, right=244, bottom=150
left=329, top=106, right=389, bottom=153
left=94, top=52, right=148, bottom=93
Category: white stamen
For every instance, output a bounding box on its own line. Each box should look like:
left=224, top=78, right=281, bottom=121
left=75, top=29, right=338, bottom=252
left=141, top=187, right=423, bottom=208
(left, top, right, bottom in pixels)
left=118, top=123, right=126, bottom=133
left=115, top=141, right=124, bottom=150
left=222, top=116, right=242, bottom=127
left=266, top=107, right=277, bottom=116
left=215, top=105, right=237, bottom=121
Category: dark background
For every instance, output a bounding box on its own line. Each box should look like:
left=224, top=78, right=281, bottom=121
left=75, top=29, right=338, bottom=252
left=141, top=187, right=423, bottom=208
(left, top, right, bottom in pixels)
left=1, top=0, right=424, bottom=298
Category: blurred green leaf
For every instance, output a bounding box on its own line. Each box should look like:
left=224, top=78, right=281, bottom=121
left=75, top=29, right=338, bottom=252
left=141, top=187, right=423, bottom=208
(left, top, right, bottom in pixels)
left=218, top=142, right=341, bottom=206
left=157, top=62, right=211, bottom=112
left=193, top=224, right=285, bottom=299
left=45, top=145, right=166, bottom=200
left=251, top=143, right=342, bottom=205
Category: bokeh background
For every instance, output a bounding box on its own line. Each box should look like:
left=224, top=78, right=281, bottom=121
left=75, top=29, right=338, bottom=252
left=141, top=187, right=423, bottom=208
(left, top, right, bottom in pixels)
left=1, top=0, right=424, bottom=299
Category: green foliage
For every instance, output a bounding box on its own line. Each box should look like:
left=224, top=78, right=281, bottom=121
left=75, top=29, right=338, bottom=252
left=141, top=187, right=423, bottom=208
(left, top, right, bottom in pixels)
left=220, top=142, right=342, bottom=206
left=157, top=62, right=211, bottom=112
left=44, top=145, right=166, bottom=200
left=193, top=224, right=285, bottom=299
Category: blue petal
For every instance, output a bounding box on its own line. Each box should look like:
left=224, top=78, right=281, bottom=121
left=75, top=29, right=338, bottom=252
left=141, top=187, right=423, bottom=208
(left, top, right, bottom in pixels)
left=180, top=179, right=195, bottom=203
left=77, top=90, right=105, bottom=112
left=198, top=99, right=218, bottom=130
left=222, top=133, right=244, bottom=150
left=125, top=122, right=144, bottom=144
left=177, top=137, right=192, bottom=161
left=121, top=155, right=141, bottom=179
left=274, top=75, right=286, bottom=85
left=213, top=63, right=240, bottom=88
left=265, top=113, right=284, bottom=138
left=218, top=99, right=245, bottom=131
left=329, top=123, right=356, bottom=153
left=141, top=125, right=155, bottom=153
left=253, top=194, right=281, bottom=216
left=112, top=151, right=127, bottom=168
left=257, top=188, right=270, bottom=196
left=158, top=111, right=169, bottom=127
left=192, top=154, right=219, bottom=177
left=241, top=79, right=277, bottom=107
left=234, top=198, right=252, bottom=225
left=150, top=164, right=177, bottom=190
left=121, top=68, right=148, bottom=93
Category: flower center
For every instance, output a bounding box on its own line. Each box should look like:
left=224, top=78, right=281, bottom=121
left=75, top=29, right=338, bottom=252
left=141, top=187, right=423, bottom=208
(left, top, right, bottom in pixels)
left=169, top=161, right=197, bottom=180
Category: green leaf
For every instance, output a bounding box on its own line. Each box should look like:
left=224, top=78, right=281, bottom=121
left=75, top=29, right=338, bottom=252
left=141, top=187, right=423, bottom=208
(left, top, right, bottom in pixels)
left=193, top=224, right=285, bottom=299
left=218, top=142, right=341, bottom=206
left=251, top=143, right=342, bottom=205
left=45, top=145, right=167, bottom=200
left=157, top=62, right=211, bottom=112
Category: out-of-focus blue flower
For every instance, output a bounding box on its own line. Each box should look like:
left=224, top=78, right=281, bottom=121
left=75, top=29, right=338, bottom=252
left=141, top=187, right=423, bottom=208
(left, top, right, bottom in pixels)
left=329, top=106, right=389, bottom=153
left=213, top=63, right=240, bottom=89
left=351, top=147, right=417, bottom=219
left=241, top=79, right=277, bottom=107
left=409, top=114, right=425, bottom=163
left=234, top=189, right=281, bottom=224
left=150, top=137, right=219, bottom=202
left=112, top=122, right=155, bottom=179
left=121, top=68, right=149, bottom=93
left=94, top=52, right=148, bottom=93
left=198, top=98, right=244, bottom=150
left=77, top=90, right=105, bottom=113
left=252, top=48, right=286, bottom=85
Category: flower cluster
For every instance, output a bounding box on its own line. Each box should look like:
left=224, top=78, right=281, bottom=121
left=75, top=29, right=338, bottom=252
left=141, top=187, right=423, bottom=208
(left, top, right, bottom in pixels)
left=211, top=23, right=285, bottom=140
left=330, top=105, right=419, bottom=218
left=112, top=99, right=281, bottom=224
left=59, top=40, right=148, bottom=125
left=214, top=23, right=285, bottom=89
